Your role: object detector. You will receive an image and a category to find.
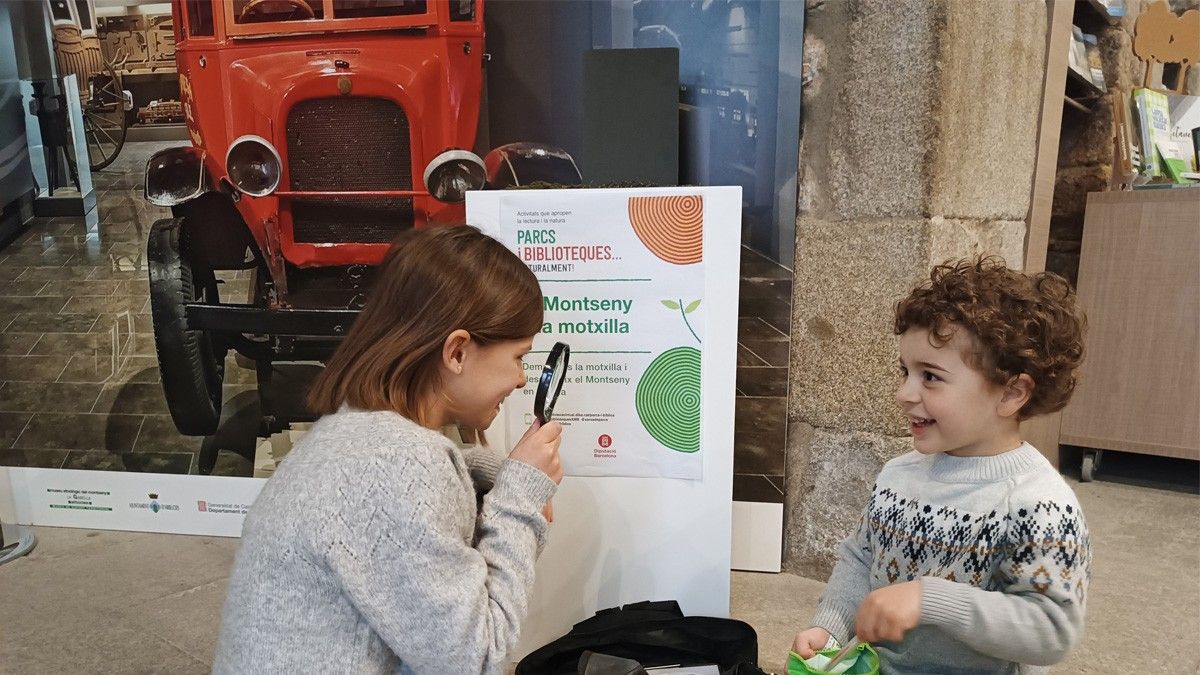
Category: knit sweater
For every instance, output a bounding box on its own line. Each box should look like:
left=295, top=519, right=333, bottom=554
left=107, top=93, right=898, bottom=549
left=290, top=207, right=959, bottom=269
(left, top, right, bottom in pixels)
left=212, top=407, right=557, bottom=675
left=811, top=442, right=1091, bottom=674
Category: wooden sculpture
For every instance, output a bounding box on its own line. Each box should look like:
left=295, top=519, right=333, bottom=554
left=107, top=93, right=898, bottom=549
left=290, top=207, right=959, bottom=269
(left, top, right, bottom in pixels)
left=1134, top=0, right=1200, bottom=93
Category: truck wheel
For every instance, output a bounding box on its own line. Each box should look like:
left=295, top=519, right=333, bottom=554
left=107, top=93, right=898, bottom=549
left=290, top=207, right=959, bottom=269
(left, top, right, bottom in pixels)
left=148, top=218, right=225, bottom=436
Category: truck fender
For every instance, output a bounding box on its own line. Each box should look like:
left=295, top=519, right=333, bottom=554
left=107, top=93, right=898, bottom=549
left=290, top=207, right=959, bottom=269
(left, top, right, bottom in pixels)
left=145, top=146, right=212, bottom=207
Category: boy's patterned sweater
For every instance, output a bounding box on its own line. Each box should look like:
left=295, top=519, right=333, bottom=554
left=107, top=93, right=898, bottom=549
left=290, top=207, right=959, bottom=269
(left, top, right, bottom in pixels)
left=812, top=442, right=1091, bottom=674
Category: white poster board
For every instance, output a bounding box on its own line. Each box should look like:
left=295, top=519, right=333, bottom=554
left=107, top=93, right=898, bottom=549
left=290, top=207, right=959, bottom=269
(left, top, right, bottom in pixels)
left=491, top=189, right=707, bottom=479
left=468, top=186, right=741, bottom=656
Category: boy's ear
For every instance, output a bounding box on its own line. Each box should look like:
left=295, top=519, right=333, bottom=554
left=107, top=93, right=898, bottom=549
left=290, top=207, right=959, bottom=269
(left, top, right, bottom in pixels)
left=441, top=329, right=472, bottom=374
left=998, top=373, right=1035, bottom=418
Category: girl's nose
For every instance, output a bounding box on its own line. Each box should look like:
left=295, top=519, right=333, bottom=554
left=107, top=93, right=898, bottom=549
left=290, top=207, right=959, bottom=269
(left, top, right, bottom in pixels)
left=895, top=376, right=919, bottom=405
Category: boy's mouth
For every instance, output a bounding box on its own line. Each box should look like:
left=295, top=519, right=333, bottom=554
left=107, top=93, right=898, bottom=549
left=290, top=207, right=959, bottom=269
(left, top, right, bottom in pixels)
left=910, top=416, right=935, bottom=430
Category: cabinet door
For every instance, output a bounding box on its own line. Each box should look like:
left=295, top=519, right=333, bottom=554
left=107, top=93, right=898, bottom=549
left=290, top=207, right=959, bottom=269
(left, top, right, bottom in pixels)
left=1060, top=190, right=1200, bottom=460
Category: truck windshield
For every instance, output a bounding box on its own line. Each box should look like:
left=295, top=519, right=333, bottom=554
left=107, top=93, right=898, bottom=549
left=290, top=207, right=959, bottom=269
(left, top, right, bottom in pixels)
left=233, top=0, right=427, bottom=24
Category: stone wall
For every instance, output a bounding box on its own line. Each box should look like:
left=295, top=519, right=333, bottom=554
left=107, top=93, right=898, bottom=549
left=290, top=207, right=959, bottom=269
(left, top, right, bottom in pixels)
left=785, top=0, right=1049, bottom=578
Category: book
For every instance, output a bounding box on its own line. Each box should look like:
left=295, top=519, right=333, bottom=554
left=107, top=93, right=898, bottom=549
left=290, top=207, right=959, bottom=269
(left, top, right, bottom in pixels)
left=1134, top=88, right=1172, bottom=177
left=1166, top=93, right=1199, bottom=173
left=1069, top=26, right=1090, bottom=81
left=1156, top=137, right=1198, bottom=183
left=1094, top=0, right=1127, bottom=18
left=1083, top=33, right=1107, bottom=92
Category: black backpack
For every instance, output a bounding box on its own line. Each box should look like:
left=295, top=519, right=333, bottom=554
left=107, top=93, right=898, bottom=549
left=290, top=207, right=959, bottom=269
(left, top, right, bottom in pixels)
left=515, top=600, right=771, bottom=675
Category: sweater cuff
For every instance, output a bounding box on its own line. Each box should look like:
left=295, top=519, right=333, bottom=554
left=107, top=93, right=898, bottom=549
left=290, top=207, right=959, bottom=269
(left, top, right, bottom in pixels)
left=920, top=576, right=974, bottom=629
left=490, top=459, right=557, bottom=514
left=811, top=603, right=857, bottom=644
left=464, top=447, right=506, bottom=493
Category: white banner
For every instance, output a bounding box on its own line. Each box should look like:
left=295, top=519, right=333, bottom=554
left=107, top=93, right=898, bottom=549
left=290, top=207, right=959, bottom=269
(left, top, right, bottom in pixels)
left=470, top=185, right=742, bottom=655
left=476, top=189, right=721, bottom=479
left=2, top=468, right=264, bottom=537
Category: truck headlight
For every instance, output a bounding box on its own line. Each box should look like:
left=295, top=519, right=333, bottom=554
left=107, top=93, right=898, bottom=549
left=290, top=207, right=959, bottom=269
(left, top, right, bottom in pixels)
left=423, top=149, right=486, bottom=203
left=226, top=135, right=282, bottom=197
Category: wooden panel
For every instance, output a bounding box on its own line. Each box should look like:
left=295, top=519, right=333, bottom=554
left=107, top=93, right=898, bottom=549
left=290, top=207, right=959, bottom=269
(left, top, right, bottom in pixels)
left=1060, top=190, right=1200, bottom=460
left=1024, top=0, right=1074, bottom=275
left=1020, top=0, right=1074, bottom=468
left=1022, top=410, right=1063, bottom=468
left=52, top=24, right=106, bottom=102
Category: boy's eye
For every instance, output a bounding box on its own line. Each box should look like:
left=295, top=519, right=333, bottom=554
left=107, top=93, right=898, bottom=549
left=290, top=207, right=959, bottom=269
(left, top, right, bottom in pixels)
left=922, top=371, right=941, bottom=383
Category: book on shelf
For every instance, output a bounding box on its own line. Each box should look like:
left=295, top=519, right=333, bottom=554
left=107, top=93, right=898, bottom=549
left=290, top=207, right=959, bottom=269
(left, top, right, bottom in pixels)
left=1133, top=88, right=1171, bottom=177
left=1155, top=137, right=1198, bottom=183
left=1083, top=33, right=1107, bottom=92
left=1167, top=93, right=1199, bottom=175
left=1093, top=0, right=1127, bottom=18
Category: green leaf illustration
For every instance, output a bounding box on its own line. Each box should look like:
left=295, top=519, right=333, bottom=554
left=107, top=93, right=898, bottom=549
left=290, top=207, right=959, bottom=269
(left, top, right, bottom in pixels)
left=684, top=299, right=701, bottom=314
left=661, top=300, right=680, bottom=309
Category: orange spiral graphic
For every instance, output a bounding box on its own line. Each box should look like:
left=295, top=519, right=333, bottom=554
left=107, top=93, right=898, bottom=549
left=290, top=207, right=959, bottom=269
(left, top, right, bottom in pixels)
left=627, top=195, right=704, bottom=265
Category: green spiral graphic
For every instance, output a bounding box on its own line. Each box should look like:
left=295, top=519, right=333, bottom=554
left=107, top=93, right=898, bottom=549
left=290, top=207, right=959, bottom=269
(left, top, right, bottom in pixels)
left=635, top=347, right=702, bottom=453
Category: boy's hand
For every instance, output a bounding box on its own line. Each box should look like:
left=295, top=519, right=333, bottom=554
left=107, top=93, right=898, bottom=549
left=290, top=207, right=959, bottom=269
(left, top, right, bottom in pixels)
left=855, top=580, right=922, bottom=643
left=791, top=626, right=831, bottom=659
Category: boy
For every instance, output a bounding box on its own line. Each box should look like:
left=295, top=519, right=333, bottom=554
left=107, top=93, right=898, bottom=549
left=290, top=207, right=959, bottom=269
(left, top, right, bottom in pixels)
left=792, top=257, right=1091, bottom=674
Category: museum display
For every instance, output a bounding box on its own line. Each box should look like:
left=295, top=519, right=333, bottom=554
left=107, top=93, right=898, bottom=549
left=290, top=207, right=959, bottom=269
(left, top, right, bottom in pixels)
left=47, top=0, right=133, bottom=170
left=142, top=0, right=580, bottom=437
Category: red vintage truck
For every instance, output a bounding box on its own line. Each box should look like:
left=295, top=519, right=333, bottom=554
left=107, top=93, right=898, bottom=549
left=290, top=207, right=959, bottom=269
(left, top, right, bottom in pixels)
left=144, top=0, right=580, bottom=436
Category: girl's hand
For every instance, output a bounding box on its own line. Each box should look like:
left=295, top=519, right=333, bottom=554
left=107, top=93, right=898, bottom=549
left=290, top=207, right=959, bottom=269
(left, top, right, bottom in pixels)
left=542, top=500, right=554, bottom=523
left=510, top=420, right=563, bottom=484
left=791, top=626, right=831, bottom=659
left=855, top=580, right=922, bottom=643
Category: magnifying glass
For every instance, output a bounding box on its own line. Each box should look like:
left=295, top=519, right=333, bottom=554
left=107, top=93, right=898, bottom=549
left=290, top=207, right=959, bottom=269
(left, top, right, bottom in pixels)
left=534, top=341, right=571, bottom=423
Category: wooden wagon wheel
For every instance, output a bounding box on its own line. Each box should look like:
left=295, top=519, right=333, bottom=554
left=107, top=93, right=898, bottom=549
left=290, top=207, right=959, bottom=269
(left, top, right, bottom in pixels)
left=52, top=23, right=129, bottom=171
left=81, top=60, right=128, bottom=170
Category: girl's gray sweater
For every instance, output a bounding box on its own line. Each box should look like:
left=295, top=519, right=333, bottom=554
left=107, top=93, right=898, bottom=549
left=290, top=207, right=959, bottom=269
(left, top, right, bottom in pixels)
left=212, top=407, right=556, bottom=674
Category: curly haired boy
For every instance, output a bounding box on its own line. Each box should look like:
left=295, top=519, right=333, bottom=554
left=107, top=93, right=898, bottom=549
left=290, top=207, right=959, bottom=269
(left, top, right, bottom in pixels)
left=792, top=256, right=1092, bottom=674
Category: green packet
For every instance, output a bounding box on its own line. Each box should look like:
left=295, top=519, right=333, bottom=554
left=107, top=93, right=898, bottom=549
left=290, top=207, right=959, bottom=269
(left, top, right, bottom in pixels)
left=786, top=642, right=880, bottom=675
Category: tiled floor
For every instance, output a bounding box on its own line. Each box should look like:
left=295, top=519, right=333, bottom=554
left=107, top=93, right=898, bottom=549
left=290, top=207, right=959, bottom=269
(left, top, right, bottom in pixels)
left=1, top=142, right=793, bottom=495
left=0, top=142, right=256, bottom=477
left=5, top=468, right=1196, bottom=673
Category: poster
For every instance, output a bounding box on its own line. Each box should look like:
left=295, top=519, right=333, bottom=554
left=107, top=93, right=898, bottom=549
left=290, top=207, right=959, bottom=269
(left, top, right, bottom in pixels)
left=475, top=188, right=720, bottom=479
left=471, top=185, right=741, bottom=654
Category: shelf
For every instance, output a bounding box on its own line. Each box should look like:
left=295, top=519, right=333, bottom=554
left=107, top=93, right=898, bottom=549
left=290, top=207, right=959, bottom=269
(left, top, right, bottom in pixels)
left=1063, top=95, right=1093, bottom=113
left=1079, top=0, right=1122, bottom=26
left=1066, top=65, right=1106, bottom=98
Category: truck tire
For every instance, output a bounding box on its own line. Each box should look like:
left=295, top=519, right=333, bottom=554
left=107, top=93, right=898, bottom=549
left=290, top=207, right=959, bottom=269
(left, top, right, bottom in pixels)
left=148, top=217, right=225, bottom=436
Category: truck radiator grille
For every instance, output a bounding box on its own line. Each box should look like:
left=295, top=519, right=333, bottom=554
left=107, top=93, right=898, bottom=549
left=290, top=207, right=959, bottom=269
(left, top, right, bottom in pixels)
left=285, top=97, right=413, bottom=244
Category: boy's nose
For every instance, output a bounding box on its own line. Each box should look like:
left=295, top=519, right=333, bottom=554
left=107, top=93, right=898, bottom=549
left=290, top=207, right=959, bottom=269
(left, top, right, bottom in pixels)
left=895, top=377, right=919, bottom=405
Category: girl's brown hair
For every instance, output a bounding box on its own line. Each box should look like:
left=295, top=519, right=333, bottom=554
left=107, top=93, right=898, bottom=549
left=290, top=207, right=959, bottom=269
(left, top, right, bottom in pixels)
left=307, top=225, right=543, bottom=429
left=894, top=256, right=1086, bottom=419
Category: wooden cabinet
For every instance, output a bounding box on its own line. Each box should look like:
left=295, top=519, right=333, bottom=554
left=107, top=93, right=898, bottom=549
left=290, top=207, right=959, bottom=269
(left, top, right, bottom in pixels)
left=1060, top=190, right=1200, bottom=472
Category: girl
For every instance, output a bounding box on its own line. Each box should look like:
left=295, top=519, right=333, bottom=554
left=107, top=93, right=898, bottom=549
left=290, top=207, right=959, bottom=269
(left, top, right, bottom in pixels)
left=213, top=225, right=563, bottom=674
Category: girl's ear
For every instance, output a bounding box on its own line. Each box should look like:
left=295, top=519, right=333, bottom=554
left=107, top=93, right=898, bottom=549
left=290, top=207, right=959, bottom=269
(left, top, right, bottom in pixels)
left=441, top=329, right=471, bottom=375
left=998, top=373, right=1034, bottom=418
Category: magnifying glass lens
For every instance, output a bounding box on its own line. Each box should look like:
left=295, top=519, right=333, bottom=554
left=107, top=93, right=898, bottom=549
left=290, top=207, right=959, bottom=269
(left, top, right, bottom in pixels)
left=534, top=342, right=571, bottom=423
left=546, top=362, right=566, bottom=409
